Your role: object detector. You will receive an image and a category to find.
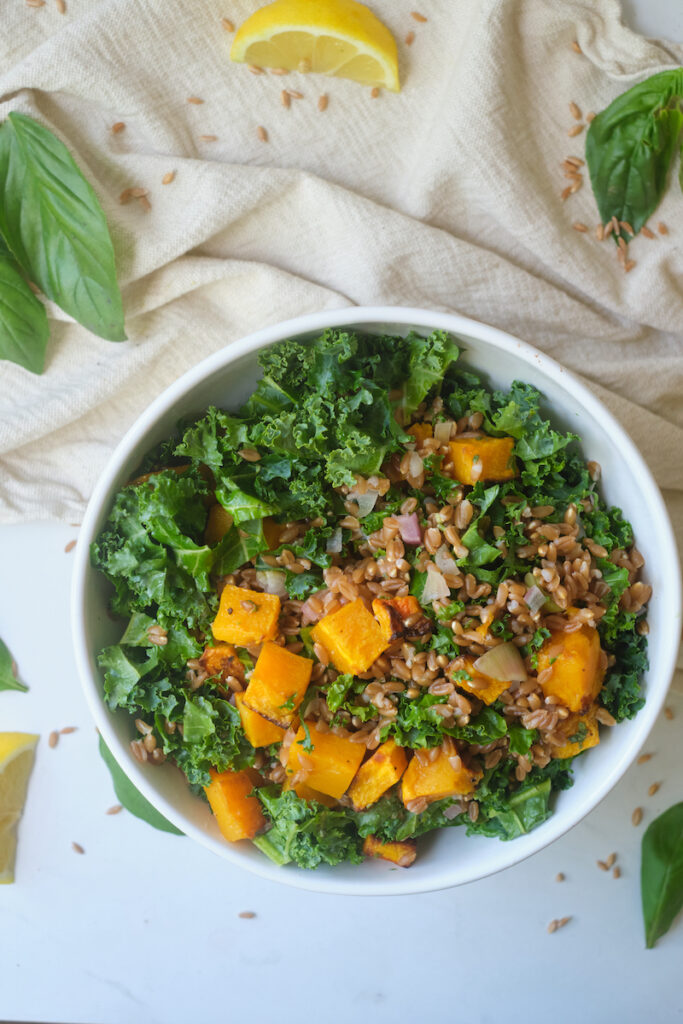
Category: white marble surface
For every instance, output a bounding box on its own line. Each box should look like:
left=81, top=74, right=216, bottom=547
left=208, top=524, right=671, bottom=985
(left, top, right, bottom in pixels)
left=2, top=4, right=683, bottom=1022
left=1, top=519, right=682, bottom=1024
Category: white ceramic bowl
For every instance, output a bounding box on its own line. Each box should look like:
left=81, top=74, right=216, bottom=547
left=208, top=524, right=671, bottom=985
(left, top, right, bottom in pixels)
left=72, top=306, right=681, bottom=896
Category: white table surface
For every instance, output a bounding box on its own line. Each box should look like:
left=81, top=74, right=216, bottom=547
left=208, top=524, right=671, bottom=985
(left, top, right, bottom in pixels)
left=2, top=4, right=683, bottom=1024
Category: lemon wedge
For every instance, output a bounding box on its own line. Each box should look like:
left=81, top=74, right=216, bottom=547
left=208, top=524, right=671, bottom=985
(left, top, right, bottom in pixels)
left=230, top=0, right=400, bottom=92
left=0, top=732, right=38, bottom=884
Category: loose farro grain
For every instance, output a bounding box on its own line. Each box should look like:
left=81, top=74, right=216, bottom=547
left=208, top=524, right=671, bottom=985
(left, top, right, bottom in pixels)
left=257, top=126, right=268, bottom=142
left=111, top=122, right=125, bottom=134
left=48, top=731, right=59, bottom=749
left=64, top=540, right=77, bottom=553
left=632, top=807, right=643, bottom=827
left=72, top=842, right=85, bottom=854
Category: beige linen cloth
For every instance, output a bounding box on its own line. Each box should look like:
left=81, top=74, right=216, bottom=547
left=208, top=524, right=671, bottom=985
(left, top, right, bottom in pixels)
left=0, top=0, right=681, bottom=688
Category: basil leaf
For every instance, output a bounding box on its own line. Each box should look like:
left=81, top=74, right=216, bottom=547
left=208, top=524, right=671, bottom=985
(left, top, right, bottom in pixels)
left=0, top=236, right=49, bottom=374
left=98, top=736, right=183, bottom=835
left=0, top=636, right=28, bottom=692
left=586, top=70, right=683, bottom=237
left=641, top=802, right=683, bottom=948
left=0, top=112, right=125, bottom=341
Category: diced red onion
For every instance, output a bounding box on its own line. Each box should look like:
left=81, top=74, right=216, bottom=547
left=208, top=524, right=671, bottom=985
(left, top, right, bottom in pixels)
left=352, top=491, right=379, bottom=519
left=524, top=585, right=546, bottom=616
left=434, top=420, right=453, bottom=444
left=434, top=544, right=459, bottom=576
left=422, top=564, right=450, bottom=604
left=255, top=570, right=288, bottom=598
left=473, top=641, right=527, bottom=683
left=396, top=513, right=422, bottom=546
left=326, top=527, right=343, bottom=553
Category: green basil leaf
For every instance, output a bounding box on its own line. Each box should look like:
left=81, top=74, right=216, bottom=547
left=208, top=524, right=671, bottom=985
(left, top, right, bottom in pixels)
left=0, top=112, right=125, bottom=341
left=586, top=70, right=683, bottom=237
left=98, top=735, right=183, bottom=835
left=0, top=636, right=28, bottom=692
left=0, top=236, right=49, bottom=374
left=641, top=801, right=683, bottom=948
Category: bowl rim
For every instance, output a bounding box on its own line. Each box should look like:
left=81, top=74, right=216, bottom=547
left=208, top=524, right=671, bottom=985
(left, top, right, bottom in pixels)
left=71, top=304, right=682, bottom=896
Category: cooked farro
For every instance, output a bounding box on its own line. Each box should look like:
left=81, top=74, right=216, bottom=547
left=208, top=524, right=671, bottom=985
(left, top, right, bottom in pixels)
left=94, top=328, right=651, bottom=870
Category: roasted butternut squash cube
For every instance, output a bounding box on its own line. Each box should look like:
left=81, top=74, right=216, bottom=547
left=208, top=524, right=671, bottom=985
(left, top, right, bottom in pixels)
left=204, top=768, right=266, bottom=842
left=406, top=423, right=433, bottom=445
left=363, top=835, right=417, bottom=867
left=372, top=595, right=431, bottom=643
left=402, top=739, right=482, bottom=806
left=283, top=777, right=337, bottom=807
left=553, top=706, right=600, bottom=759
left=537, top=625, right=605, bottom=713
left=286, top=721, right=365, bottom=799
left=199, top=642, right=244, bottom=683
left=205, top=503, right=233, bottom=545
left=348, top=739, right=408, bottom=810
left=212, top=584, right=280, bottom=645
left=242, top=641, right=313, bottom=727
left=311, top=598, right=388, bottom=674
left=448, top=436, right=517, bottom=485
left=454, top=655, right=510, bottom=705
left=234, top=693, right=286, bottom=747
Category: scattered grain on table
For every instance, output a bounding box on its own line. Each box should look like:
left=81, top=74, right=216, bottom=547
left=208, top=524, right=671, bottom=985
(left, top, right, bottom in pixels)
left=221, top=17, right=234, bottom=32
left=106, top=804, right=123, bottom=815
left=657, top=221, right=669, bottom=235
left=187, top=96, right=204, bottom=104
left=248, top=64, right=264, bottom=75
left=162, top=171, right=176, bottom=185
left=318, top=94, right=328, bottom=112
left=632, top=807, right=643, bottom=827
left=405, top=30, right=415, bottom=45
left=257, top=125, right=268, bottom=142
left=60, top=726, right=77, bottom=735
left=665, top=706, right=674, bottom=720
left=411, top=11, right=428, bottom=21
left=648, top=782, right=661, bottom=797
left=281, top=90, right=291, bottom=108
left=139, top=195, right=152, bottom=213
left=199, top=134, right=218, bottom=142
left=573, top=222, right=587, bottom=233
left=111, top=122, right=125, bottom=134
left=548, top=916, right=572, bottom=933
left=569, top=101, right=582, bottom=120
left=238, top=911, right=256, bottom=919
left=72, top=842, right=85, bottom=854
left=586, top=111, right=596, bottom=122
left=56, top=0, right=66, bottom=11
left=567, top=124, right=584, bottom=137
left=555, top=872, right=565, bottom=882
left=48, top=731, right=59, bottom=749
left=596, top=859, right=608, bottom=872
left=613, top=866, right=621, bottom=879
left=637, top=753, right=653, bottom=765
left=371, top=87, right=380, bottom=99
left=571, top=40, right=582, bottom=53
left=605, top=852, right=617, bottom=869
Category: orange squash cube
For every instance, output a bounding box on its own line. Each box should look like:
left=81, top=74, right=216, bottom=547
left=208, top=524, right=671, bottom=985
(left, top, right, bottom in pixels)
left=454, top=655, right=510, bottom=706
left=199, top=642, right=244, bottom=684
left=537, top=625, right=605, bottom=713
left=242, top=641, right=313, bottom=727
left=311, top=598, right=388, bottom=674
left=552, top=705, right=600, bottom=759
left=212, top=584, right=280, bottom=646
left=234, top=693, right=285, bottom=747
left=205, top=503, right=233, bottom=545
left=448, top=436, right=517, bottom=485
left=204, top=768, right=266, bottom=842
left=372, top=595, right=431, bottom=643
left=407, top=423, right=433, bottom=445
left=286, top=721, right=365, bottom=800
left=363, top=835, right=417, bottom=867
left=348, top=739, right=408, bottom=810
left=402, top=739, right=482, bottom=806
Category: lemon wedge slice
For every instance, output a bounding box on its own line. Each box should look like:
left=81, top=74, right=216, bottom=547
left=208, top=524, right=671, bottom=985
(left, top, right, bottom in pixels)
left=230, top=0, right=400, bottom=92
left=0, top=732, right=38, bottom=884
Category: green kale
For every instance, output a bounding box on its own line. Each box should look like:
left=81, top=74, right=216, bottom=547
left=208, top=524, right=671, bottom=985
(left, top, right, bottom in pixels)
left=254, top=787, right=363, bottom=869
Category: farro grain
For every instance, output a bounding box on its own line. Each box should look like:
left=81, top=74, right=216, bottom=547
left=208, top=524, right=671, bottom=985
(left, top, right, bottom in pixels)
left=595, top=223, right=604, bottom=241
left=556, top=872, right=565, bottom=882
left=665, top=706, right=674, bottom=720
left=571, top=40, right=582, bottom=53
left=597, top=860, right=608, bottom=871
left=49, top=731, right=59, bottom=749
left=586, top=111, right=596, bottom=122
left=648, top=782, right=661, bottom=797
left=613, top=866, right=621, bottom=879
left=162, top=171, right=176, bottom=184
left=568, top=124, right=584, bottom=137
left=64, top=539, right=77, bottom=553
left=569, top=101, right=582, bottom=120
left=632, top=807, right=643, bottom=827
left=56, top=0, right=66, bottom=10
left=548, top=919, right=559, bottom=934
left=248, top=64, right=265, bottom=74
left=72, top=842, right=85, bottom=854
left=239, top=911, right=257, bottom=919
left=318, top=94, right=328, bottom=112
left=286, top=89, right=304, bottom=99
left=641, top=225, right=655, bottom=239
left=572, top=222, right=587, bottom=233
left=371, top=87, right=380, bottom=98
left=405, top=30, right=415, bottom=45
left=187, top=96, right=204, bottom=104
left=657, top=222, right=669, bottom=235
left=605, top=852, right=616, bottom=869
left=221, top=17, right=235, bottom=31
left=106, top=804, right=123, bottom=815
left=60, top=726, right=77, bottom=735
left=637, top=753, right=653, bottom=764
left=200, top=134, right=218, bottom=142
left=411, top=10, right=428, bottom=20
